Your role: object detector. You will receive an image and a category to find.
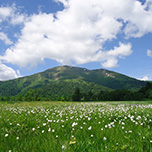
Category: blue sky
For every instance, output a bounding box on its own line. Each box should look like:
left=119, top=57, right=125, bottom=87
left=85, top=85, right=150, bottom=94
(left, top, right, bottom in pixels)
left=0, top=0, right=152, bottom=81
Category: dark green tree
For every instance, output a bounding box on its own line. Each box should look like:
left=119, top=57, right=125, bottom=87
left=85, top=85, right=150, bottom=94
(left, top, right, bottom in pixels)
left=16, top=94, right=23, bottom=101
left=24, top=89, right=35, bottom=101
left=72, top=88, right=82, bottom=101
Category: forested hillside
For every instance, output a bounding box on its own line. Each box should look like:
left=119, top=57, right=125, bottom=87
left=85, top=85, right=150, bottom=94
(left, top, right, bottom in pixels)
left=0, top=66, right=148, bottom=101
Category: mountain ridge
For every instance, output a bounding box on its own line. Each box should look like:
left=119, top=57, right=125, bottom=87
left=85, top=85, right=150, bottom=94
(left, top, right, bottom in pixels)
left=0, top=65, right=147, bottom=99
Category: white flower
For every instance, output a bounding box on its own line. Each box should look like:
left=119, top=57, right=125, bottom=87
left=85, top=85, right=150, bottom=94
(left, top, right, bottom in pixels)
left=42, top=130, right=44, bottom=133
left=62, top=145, right=65, bottom=149
left=43, top=123, right=46, bottom=126
left=103, top=137, right=107, bottom=141
left=5, top=134, right=8, bottom=137
left=72, top=122, right=78, bottom=127
left=150, top=140, right=152, bottom=143
left=48, top=128, right=51, bottom=132
left=91, top=134, right=93, bottom=137
left=88, top=117, right=91, bottom=121
left=32, top=128, right=35, bottom=131
left=16, top=137, right=19, bottom=140
left=88, top=126, right=92, bottom=130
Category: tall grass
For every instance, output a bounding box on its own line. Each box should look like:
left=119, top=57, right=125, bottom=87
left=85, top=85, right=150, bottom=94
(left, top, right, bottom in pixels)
left=0, top=101, right=152, bottom=152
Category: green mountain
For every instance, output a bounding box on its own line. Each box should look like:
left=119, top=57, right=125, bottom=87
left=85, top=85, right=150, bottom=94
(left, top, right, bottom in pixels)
left=0, top=66, right=147, bottom=99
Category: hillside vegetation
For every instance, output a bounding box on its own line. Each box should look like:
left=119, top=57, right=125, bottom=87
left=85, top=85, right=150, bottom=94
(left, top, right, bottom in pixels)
left=0, top=102, right=152, bottom=151
left=0, top=66, right=147, bottom=101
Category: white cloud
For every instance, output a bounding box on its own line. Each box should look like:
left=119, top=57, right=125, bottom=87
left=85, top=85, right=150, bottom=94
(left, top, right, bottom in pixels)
left=1, top=0, right=152, bottom=70
left=0, top=6, right=12, bottom=18
left=139, top=76, right=149, bottom=81
left=0, top=4, right=27, bottom=46
left=147, top=49, right=152, bottom=57
left=0, top=63, right=21, bottom=81
left=101, top=42, right=132, bottom=68
left=0, top=4, right=27, bottom=25
left=102, top=58, right=118, bottom=68
left=144, top=0, right=152, bottom=11
left=124, top=1, right=152, bottom=37
left=0, top=32, right=13, bottom=45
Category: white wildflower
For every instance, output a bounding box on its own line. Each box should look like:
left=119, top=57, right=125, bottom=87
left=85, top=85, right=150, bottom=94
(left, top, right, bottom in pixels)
left=88, top=126, right=92, bottom=130
left=5, top=134, right=8, bottom=137
left=43, top=123, right=46, bottom=126
left=62, top=145, right=65, bottom=149
left=103, top=137, right=107, bottom=141
left=48, top=128, right=51, bottom=132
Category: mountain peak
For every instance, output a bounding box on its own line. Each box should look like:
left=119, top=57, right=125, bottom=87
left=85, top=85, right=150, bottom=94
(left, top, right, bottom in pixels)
left=0, top=66, right=147, bottom=98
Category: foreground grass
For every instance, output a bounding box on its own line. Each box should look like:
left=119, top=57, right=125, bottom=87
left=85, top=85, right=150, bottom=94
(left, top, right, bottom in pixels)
left=0, top=101, right=152, bottom=152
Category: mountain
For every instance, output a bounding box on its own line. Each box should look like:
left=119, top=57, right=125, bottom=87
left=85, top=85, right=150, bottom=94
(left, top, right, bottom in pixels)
left=0, top=66, right=147, bottom=99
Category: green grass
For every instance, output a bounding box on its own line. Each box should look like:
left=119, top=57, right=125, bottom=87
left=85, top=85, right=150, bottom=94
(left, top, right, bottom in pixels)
left=0, top=101, right=152, bottom=152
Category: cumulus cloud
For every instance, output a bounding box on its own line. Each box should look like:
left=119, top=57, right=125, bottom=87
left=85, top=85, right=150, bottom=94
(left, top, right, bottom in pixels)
left=139, top=76, right=149, bottom=81
left=0, top=6, right=12, bottom=19
left=0, top=63, right=21, bottom=81
left=0, top=32, right=13, bottom=45
left=147, top=49, right=152, bottom=57
left=101, top=42, right=132, bottom=68
left=1, top=0, right=152, bottom=70
left=0, top=4, right=27, bottom=46
left=0, top=4, right=27, bottom=25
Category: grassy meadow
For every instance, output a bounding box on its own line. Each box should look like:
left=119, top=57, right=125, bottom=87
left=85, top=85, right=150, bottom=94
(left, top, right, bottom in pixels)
left=0, top=101, right=152, bottom=152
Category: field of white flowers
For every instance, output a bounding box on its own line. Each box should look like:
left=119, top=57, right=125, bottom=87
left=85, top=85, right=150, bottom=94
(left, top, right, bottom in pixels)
left=0, top=101, right=152, bottom=152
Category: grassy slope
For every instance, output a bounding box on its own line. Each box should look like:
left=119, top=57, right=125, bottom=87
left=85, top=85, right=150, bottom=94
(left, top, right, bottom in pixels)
left=0, top=66, right=146, bottom=97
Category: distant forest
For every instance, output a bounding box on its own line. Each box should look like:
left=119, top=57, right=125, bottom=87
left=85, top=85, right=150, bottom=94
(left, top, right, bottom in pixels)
left=71, top=82, right=152, bottom=101
left=0, top=82, right=152, bottom=102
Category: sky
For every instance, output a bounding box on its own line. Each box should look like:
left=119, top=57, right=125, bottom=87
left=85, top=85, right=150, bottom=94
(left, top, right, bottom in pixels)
left=0, top=0, right=152, bottom=81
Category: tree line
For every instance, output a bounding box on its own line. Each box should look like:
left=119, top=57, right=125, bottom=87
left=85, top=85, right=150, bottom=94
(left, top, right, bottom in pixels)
left=72, top=82, right=152, bottom=101
left=0, top=82, right=152, bottom=102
